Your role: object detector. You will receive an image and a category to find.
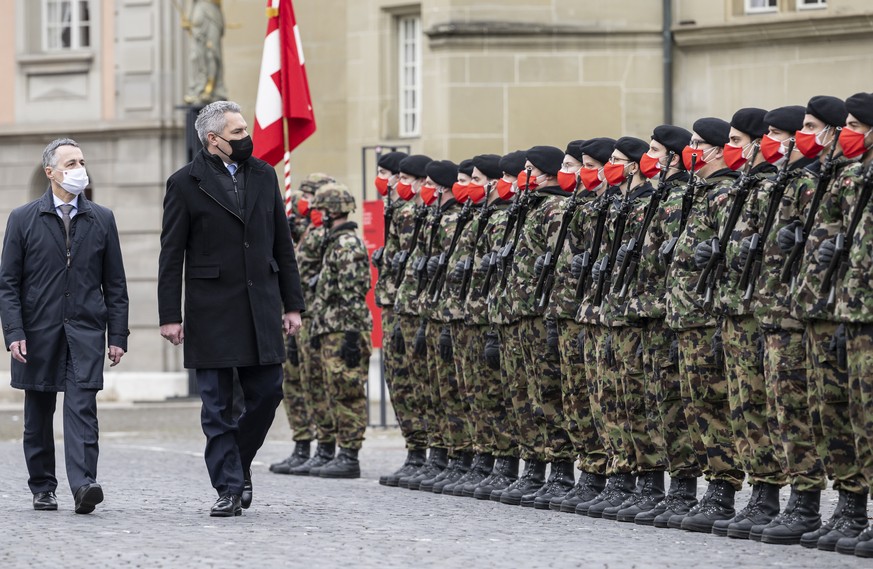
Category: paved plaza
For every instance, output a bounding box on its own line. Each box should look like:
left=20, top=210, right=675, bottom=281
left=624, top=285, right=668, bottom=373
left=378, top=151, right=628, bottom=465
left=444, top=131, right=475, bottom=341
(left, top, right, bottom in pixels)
left=0, top=401, right=868, bottom=569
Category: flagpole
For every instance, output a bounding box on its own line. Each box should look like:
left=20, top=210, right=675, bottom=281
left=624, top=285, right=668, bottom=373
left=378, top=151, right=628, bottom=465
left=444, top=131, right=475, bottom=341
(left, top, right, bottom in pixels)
left=283, top=117, right=292, bottom=217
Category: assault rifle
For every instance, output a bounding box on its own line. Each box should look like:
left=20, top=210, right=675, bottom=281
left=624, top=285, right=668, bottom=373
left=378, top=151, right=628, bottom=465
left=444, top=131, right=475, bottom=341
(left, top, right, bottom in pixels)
left=592, top=177, right=634, bottom=306
left=428, top=196, right=475, bottom=303
left=574, top=191, right=611, bottom=299
left=416, top=195, right=446, bottom=294
left=370, top=185, right=395, bottom=269
left=534, top=173, right=584, bottom=310
left=660, top=154, right=700, bottom=265
left=479, top=169, right=531, bottom=296
left=497, top=170, right=536, bottom=289
left=392, top=203, right=428, bottom=289
left=458, top=183, right=495, bottom=300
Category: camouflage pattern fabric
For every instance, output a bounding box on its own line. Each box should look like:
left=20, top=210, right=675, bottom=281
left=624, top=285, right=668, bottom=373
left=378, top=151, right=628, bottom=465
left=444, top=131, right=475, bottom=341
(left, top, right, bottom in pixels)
left=425, top=323, right=473, bottom=455
left=296, top=225, right=325, bottom=319
left=845, top=323, right=873, bottom=492
left=452, top=322, right=500, bottom=455
left=594, top=328, right=634, bottom=474
left=319, top=331, right=372, bottom=450
left=374, top=199, right=416, bottom=307
left=501, top=321, right=541, bottom=462
left=579, top=323, right=610, bottom=472
left=420, top=319, right=449, bottom=450
left=280, top=345, right=314, bottom=443
left=465, top=201, right=510, bottom=326
left=394, top=313, right=431, bottom=450
left=298, top=320, right=334, bottom=444
left=832, top=161, right=873, bottom=323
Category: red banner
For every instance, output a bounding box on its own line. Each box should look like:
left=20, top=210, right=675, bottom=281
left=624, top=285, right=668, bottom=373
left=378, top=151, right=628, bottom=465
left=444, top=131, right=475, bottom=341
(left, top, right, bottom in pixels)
left=362, top=200, right=385, bottom=348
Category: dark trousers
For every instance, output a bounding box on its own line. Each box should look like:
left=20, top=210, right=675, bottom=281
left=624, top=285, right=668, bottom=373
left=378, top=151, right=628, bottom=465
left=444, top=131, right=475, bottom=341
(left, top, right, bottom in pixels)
left=23, top=382, right=99, bottom=495
left=196, top=365, right=283, bottom=496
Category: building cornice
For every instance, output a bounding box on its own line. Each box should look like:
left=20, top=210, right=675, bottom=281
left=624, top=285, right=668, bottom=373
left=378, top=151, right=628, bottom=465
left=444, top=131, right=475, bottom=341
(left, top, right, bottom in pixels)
left=0, top=120, right=184, bottom=139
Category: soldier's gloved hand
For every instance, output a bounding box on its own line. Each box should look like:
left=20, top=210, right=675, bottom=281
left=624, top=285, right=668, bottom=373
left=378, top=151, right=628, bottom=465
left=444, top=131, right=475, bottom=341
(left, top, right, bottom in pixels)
left=591, top=261, right=602, bottom=287
left=308, top=274, right=320, bottom=292
left=615, top=244, right=628, bottom=270
left=340, top=331, right=362, bottom=368
left=479, top=253, right=492, bottom=274
left=438, top=327, right=453, bottom=362
left=711, top=328, right=724, bottom=368
left=694, top=240, right=713, bottom=270
left=818, top=238, right=836, bottom=266
left=391, top=322, right=405, bottom=354
left=483, top=331, right=501, bottom=370
left=371, top=246, right=385, bottom=270
left=658, top=237, right=678, bottom=267
left=546, top=319, right=560, bottom=359
left=450, top=260, right=465, bottom=285
left=534, top=255, right=545, bottom=278
left=286, top=335, right=299, bottom=366
left=310, top=333, right=321, bottom=351
left=413, top=322, right=427, bottom=358
left=426, top=256, right=440, bottom=280
left=569, top=254, right=585, bottom=280
left=391, top=251, right=405, bottom=273
left=777, top=220, right=800, bottom=253
left=736, top=237, right=752, bottom=271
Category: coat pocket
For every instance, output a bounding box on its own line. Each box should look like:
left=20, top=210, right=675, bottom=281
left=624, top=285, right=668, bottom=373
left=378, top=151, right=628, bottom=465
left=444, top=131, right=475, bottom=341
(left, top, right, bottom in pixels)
left=188, top=265, right=220, bottom=279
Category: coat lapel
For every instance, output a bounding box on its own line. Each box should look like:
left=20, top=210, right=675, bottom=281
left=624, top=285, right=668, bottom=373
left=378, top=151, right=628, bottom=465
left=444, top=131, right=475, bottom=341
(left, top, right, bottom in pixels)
left=37, top=189, right=68, bottom=257
left=242, top=162, right=267, bottom=226
left=71, top=196, right=94, bottom=249
left=190, top=152, right=242, bottom=221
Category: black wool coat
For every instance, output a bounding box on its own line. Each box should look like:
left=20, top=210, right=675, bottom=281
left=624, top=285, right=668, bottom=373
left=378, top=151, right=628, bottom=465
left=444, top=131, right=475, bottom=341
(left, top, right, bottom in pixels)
left=0, top=190, right=129, bottom=391
left=158, top=149, right=305, bottom=368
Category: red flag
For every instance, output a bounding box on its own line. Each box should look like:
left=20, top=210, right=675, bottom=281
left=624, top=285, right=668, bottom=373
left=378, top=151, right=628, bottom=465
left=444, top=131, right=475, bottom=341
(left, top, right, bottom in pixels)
left=252, top=0, right=316, bottom=166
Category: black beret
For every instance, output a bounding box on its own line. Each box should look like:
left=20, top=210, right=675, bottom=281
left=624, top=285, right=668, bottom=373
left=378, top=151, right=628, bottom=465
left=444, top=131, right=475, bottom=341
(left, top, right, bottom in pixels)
left=565, top=139, right=586, bottom=163
left=806, top=96, right=848, bottom=129
left=399, top=154, right=432, bottom=178
left=525, top=145, right=564, bottom=176
left=580, top=137, right=617, bottom=165
left=377, top=151, right=408, bottom=174
left=652, top=125, right=692, bottom=155
left=764, top=105, right=805, bottom=133
left=425, top=160, right=458, bottom=189
left=731, top=107, right=769, bottom=138
left=846, top=92, right=873, bottom=127
left=458, top=159, right=475, bottom=177
left=614, top=136, right=650, bottom=164
left=499, top=150, right=526, bottom=176
left=692, top=117, right=731, bottom=147
left=472, top=154, right=503, bottom=180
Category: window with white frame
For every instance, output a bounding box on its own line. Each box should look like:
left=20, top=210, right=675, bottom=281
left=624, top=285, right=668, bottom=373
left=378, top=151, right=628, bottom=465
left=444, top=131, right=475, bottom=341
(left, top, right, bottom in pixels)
left=398, top=15, right=422, bottom=138
left=797, top=0, right=827, bottom=9
left=745, top=0, right=778, bottom=13
left=43, top=0, right=91, bottom=51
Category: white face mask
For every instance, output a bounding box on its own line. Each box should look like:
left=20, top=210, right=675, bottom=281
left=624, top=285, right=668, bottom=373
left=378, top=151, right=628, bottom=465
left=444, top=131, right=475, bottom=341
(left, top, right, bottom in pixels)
left=58, top=167, right=89, bottom=195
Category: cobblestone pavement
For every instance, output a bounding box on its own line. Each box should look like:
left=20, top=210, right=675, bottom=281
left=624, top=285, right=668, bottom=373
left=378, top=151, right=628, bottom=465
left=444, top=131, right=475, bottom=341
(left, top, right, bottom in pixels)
left=0, top=401, right=868, bottom=569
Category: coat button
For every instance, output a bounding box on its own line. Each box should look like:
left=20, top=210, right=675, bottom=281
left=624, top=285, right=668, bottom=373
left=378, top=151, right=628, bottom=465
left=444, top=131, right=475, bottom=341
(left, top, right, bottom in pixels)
left=65, top=291, right=70, bottom=297
left=64, top=318, right=69, bottom=323
left=244, top=242, right=249, bottom=248
left=248, top=280, right=253, bottom=287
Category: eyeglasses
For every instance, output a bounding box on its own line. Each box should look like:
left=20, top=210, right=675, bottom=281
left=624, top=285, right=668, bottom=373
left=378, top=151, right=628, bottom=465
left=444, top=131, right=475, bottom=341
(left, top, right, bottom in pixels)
left=608, top=156, right=630, bottom=164
left=689, top=139, right=712, bottom=150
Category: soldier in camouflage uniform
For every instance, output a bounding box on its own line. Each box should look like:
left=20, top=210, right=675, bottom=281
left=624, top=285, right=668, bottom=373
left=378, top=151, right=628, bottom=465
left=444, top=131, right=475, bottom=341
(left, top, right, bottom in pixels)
left=664, top=118, right=745, bottom=533
left=307, top=183, right=373, bottom=479
left=273, top=173, right=335, bottom=475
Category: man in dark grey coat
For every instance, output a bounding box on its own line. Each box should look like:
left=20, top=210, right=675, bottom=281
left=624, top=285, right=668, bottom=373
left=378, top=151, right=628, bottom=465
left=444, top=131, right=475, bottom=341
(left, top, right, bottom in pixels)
left=0, top=138, right=129, bottom=514
left=158, top=100, right=306, bottom=517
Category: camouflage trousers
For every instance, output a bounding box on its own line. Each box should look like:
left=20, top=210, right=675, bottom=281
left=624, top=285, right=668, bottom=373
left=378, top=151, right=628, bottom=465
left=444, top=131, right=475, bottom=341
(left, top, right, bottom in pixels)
left=383, top=309, right=428, bottom=451
left=592, top=326, right=634, bottom=474
left=447, top=322, right=479, bottom=453
left=677, top=326, right=744, bottom=490
left=845, top=323, right=873, bottom=492
left=280, top=345, right=314, bottom=442
left=299, top=320, right=335, bottom=444
left=500, top=321, right=542, bottom=462
left=318, top=331, right=372, bottom=450
left=557, top=319, right=608, bottom=475
left=642, top=319, right=702, bottom=478
left=722, top=315, right=787, bottom=486
left=491, top=324, right=520, bottom=458
left=426, top=320, right=472, bottom=455
left=763, top=327, right=826, bottom=491
left=806, top=320, right=865, bottom=493
left=579, top=324, right=609, bottom=471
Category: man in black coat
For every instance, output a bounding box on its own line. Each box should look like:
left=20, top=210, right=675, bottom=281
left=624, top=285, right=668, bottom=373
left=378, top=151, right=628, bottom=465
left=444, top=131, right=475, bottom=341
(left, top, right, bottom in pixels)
left=0, top=138, right=130, bottom=514
left=158, top=100, right=306, bottom=517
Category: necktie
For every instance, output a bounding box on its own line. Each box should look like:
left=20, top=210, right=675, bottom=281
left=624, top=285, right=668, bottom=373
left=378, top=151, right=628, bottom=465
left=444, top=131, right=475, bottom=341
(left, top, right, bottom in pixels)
left=59, top=204, right=74, bottom=249
left=228, top=163, right=237, bottom=176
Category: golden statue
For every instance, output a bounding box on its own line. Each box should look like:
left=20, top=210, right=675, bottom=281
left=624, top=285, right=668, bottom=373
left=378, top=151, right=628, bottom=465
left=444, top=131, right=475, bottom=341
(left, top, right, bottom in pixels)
left=179, top=0, right=228, bottom=105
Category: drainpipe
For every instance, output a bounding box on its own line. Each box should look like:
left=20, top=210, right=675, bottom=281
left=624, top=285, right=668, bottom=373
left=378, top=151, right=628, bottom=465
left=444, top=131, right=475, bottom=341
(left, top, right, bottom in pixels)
left=663, top=0, right=673, bottom=125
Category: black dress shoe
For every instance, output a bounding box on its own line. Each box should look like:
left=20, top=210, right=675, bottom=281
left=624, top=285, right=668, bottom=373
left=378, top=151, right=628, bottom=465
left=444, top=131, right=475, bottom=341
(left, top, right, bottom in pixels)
left=210, top=494, right=242, bottom=517
left=33, top=491, right=58, bottom=511
left=241, top=470, right=253, bottom=509
left=74, top=483, right=104, bottom=515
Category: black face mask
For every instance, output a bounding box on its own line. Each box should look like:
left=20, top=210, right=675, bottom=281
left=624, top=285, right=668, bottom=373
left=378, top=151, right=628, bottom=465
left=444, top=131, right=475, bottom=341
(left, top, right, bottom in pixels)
left=217, top=135, right=254, bottom=163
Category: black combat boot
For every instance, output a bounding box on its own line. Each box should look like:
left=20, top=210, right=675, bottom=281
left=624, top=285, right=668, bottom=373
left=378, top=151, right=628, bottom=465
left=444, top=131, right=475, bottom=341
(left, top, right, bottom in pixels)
left=455, top=454, right=494, bottom=497
left=680, top=480, right=736, bottom=533
left=750, top=486, right=798, bottom=541
left=554, top=472, right=606, bottom=513
left=653, top=477, right=698, bottom=528
left=404, top=448, right=448, bottom=490
left=433, top=451, right=474, bottom=494
left=287, top=442, right=335, bottom=476
left=476, top=457, right=519, bottom=500
left=380, top=448, right=427, bottom=487
left=579, top=473, right=636, bottom=518
left=615, top=470, right=666, bottom=523
left=500, top=460, right=547, bottom=506
left=270, top=440, right=311, bottom=474
left=848, top=526, right=873, bottom=558
left=489, top=457, right=527, bottom=502
left=760, top=488, right=821, bottom=545
left=804, top=489, right=867, bottom=551
left=532, top=460, right=575, bottom=510
left=725, top=483, right=781, bottom=539
left=602, top=474, right=646, bottom=521
left=318, top=447, right=361, bottom=479
left=712, top=484, right=760, bottom=538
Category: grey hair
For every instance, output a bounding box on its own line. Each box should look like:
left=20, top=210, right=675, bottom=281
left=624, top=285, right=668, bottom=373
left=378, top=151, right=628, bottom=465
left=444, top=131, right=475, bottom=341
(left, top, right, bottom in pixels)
left=42, top=138, right=80, bottom=169
left=194, top=100, right=243, bottom=147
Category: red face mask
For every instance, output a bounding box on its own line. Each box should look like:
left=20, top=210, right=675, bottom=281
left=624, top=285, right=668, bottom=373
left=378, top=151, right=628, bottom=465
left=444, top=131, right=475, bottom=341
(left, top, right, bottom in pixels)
left=682, top=146, right=707, bottom=171
left=722, top=143, right=749, bottom=171
left=639, top=152, right=662, bottom=179
left=451, top=182, right=469, bottom=203
left=297, top=197, right=310, bottom=216
left=603, top=162, right=627, bottom=186
left=310, top=209, right=323, bottom=227
left=795, top=130, right=825, bottom=159
left=517, top=170, right=539, bottom=191
left=374, top=177, right=390, bottom=197
left=467, top=183, right=486, bottom=203
left=579, top=167, right=602, bottom=191
left=420, top=185, right=438, bottom=206
left=395, top=181, right=414, bottom=201
left=496, top=178, right=515, bottom=200
left=760, top=134, right=788, bottom=164
left=556, top=170, right=577, bottom=191
left=839, top=127, right=871, bottom=159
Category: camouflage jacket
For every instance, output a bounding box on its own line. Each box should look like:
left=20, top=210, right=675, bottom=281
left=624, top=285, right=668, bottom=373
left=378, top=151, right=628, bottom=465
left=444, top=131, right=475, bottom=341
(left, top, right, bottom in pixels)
left=374, top=199, right=415, bottom=307
left=286, top=188, right=309, bottom=243
left=504, top=186, right=571, bottom=321
left=830, top=160, right=873, bottom=323
left=545, top=192, right=597, bottom=321
left=572, top=187, right=621, bottom=325
left=423, top=199, right=465, bottom=323
left=791, top=158, right=856, bottom=322
left=485, top=205, right=516, bottom=325
left=393, top=201, right=437, bottom=317
left=623, top=173, right=689, bottom=320
left=665, top=168, right=740, bottom=331
left=310, top=221, right=373, bottom=337
left=296, top=225, right=326, bottom=321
